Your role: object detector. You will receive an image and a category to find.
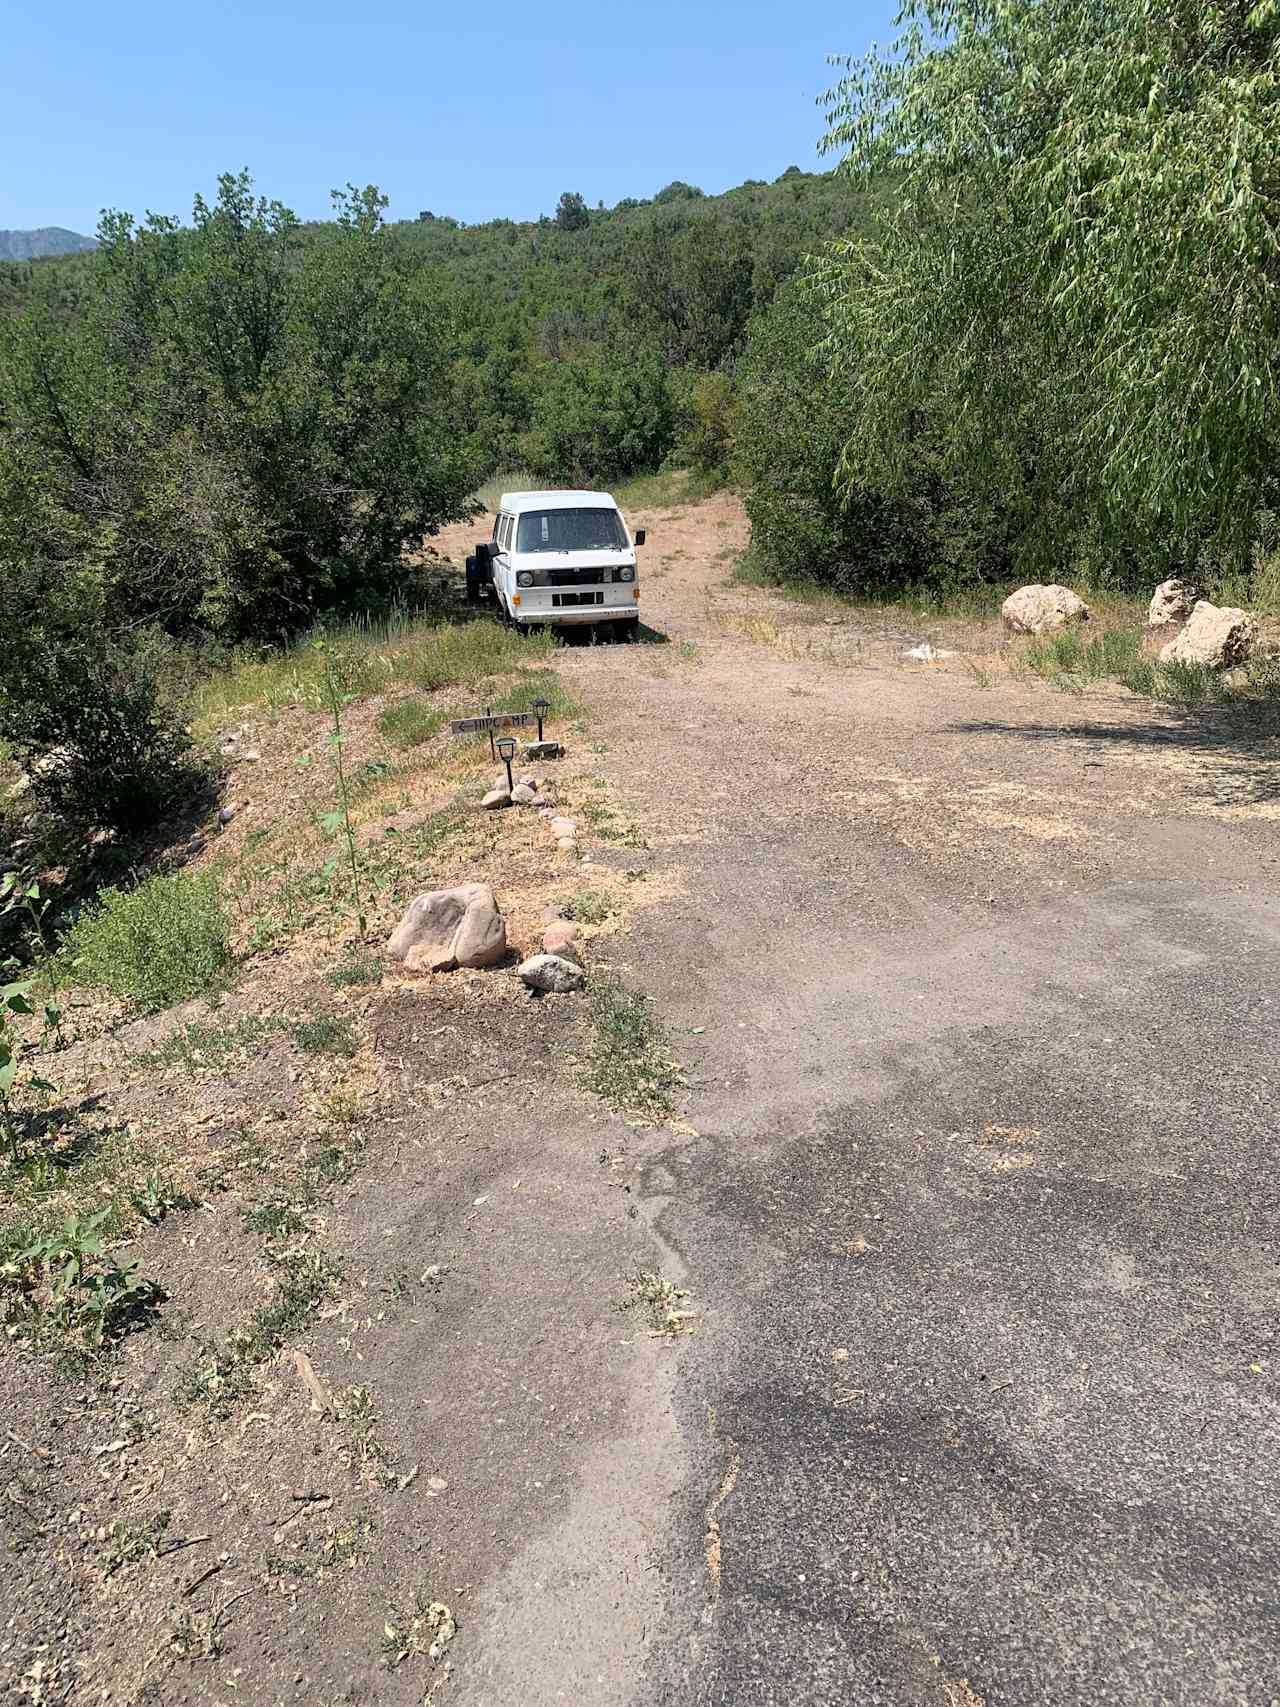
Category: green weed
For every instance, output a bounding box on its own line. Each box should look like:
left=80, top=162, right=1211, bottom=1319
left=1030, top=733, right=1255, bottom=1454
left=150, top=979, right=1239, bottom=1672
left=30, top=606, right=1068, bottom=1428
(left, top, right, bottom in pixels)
left=306, top=1143, right=353, bottom=1185
left=192, top=610, right=559, bottom=727
left=554, top=887, right=612, bottom=925
left=2, top=1210, right=159, bottom=1354
left=130, top=1171, right=197, bottom=1224
left=472, top=468, right=537, bottom=513
left=99, top=1509, right=171, bottom=1577
left=1022, top=625, right=1144, bottom=687
left=290, top=1015, right=359, bottom=1057
left=1023, top=624, right=1280, bottom=708
left=377, top=699, right=447, bottom=750
left=584, top=982, right=685, bottom=1123
left=66, top=873, right=230, bottom=1012
left=242, top=1200, right=308, bottom=1239
left=136, top=1012, right=279, bottom=1071
left=179, top=1237, right=338, bottom=1416
left=611, top=467, right=721, bottom=510
left=327, top=949, right=383, bottom=989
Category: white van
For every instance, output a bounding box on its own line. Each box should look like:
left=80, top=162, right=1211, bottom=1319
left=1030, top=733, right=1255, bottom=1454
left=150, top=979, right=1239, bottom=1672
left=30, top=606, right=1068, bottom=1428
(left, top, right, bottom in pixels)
left=466, top=490, right=645, bottom=635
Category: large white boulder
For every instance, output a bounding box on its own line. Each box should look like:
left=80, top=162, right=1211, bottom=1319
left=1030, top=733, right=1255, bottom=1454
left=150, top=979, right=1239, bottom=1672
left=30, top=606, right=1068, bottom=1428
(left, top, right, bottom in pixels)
left=1001, top=584, right=1092, bottom=634
left=1158, top=601, right=1258, bottom=670
left=1147, top=578, right=1201, bottom=628
left=388, top=883, right=507, bottom=973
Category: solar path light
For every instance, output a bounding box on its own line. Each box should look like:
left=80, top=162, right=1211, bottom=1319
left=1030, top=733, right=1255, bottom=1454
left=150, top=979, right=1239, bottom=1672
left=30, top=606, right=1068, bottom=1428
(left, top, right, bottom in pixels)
left=532, top=696, right=551, bottom=741
left=496, top=735, right=516, bottom=793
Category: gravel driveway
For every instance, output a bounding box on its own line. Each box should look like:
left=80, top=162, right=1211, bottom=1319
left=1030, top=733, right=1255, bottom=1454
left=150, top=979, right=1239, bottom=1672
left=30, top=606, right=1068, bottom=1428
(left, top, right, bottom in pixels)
left=451, top=493, right=1280, bottom=1706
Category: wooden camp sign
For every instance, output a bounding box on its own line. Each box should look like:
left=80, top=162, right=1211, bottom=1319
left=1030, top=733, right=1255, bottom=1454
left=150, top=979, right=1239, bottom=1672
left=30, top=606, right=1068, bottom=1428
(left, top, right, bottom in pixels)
left=449, top=711, right=535, bottom=735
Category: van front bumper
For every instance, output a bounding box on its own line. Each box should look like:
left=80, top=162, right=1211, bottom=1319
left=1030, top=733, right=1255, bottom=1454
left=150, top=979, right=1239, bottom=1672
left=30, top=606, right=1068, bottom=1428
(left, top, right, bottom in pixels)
left=513, top=602, right=638, bottom=626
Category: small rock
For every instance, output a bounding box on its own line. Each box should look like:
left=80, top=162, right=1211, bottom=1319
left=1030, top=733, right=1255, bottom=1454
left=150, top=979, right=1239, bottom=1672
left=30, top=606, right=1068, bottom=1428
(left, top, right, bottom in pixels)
left=549, top=816, right=576, bottom=839
left=1001, top=584, right=1091, bottom=634
left=389, top=883, right=507, bottom=972
left=518, top=952, right=585, bottom=993
left=240, top=749, right=262, bottom=763
left=218, top=804, right=239, bottom=827
left=511, top=783, right=538, bottom=806
left=903, top=643, right=957, bottom=662
left=556, top=837, right=577, bottom=853
left=180, top=835, right=207, bottom=859
left=1159, top=600, right=1258, bottom=669
left=522, top=740, right=564, bottom=760
left=516, top=773, right=538, bottom=789
left=1147, top=577, right=1201, bottom=628
left=481, top=786, right=512, bottom=810
left=542, top=921, right=579, bottom=957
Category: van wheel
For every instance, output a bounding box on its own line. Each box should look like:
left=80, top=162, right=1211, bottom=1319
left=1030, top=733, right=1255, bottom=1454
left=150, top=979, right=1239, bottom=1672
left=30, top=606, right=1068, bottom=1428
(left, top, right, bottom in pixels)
left=618, top=617, right=640, bottom=642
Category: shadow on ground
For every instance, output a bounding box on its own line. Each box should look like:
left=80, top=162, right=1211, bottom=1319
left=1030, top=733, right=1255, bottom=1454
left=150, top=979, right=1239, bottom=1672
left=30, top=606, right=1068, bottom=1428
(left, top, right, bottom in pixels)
left=944, top=716, right=1280, bottom=809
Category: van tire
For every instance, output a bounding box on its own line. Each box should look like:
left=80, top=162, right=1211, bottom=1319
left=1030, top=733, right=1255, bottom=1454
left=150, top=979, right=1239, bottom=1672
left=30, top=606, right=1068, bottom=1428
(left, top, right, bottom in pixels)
left=618, top=617, right=640, bottom=641
left=465, top=556, right=481, bottom=604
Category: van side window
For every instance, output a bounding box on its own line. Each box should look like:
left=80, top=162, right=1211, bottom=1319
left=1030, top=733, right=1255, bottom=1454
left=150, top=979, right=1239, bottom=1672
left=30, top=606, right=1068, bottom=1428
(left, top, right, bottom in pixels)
left=499, top=515, right=512, bottom=551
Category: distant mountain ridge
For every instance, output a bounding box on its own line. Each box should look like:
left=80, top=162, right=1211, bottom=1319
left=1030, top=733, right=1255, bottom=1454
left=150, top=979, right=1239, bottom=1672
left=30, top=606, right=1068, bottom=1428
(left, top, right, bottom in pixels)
left=0, top=227, right=97, bottom=262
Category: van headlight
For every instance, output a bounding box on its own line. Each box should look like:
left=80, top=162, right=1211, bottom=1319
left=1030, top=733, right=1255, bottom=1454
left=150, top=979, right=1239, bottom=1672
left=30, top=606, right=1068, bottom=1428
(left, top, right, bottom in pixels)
left=516, top=571, right=534, bottom=587
left=615, top=566, right=635, bottom=583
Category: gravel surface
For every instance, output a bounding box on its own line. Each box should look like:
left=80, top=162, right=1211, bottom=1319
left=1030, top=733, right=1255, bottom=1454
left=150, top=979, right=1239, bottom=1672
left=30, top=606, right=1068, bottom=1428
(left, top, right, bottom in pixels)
left=446, top=493, right=1280, bottom=1706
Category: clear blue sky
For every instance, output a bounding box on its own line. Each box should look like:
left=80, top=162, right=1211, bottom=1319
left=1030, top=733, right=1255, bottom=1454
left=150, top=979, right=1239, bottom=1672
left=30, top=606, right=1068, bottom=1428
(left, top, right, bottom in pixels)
left=3, top=0, right=899, bottom=234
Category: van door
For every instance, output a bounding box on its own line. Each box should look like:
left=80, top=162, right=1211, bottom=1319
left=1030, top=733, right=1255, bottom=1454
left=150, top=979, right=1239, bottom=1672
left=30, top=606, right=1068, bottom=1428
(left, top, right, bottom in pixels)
left=491, top=512, right=512, bottom=610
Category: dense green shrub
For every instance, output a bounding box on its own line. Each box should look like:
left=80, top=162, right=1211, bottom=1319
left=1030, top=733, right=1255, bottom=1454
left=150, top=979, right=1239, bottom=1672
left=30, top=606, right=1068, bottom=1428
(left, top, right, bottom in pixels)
left=0, top=173, right=480, bottom=645
left=523, top=354, right=674, bottom=484
left=0, top=632, right=209, bottom=834
left=735, top=283, right=1015, bottom=594
left=66, top=873, right=231, bottom=1010
left=673, top=370, right=738, bottom=481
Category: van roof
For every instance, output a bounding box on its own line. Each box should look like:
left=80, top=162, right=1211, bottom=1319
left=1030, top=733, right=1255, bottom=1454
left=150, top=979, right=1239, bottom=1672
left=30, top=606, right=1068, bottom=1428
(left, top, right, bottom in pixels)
left=499, top=490, right=617, bottom=514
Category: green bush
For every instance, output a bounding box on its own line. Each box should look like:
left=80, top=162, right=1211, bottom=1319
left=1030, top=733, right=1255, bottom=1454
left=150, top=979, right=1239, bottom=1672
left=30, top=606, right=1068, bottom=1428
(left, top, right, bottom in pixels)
left=0, top=632, right=210, bottom=835
left=66, top=873, right=231, bottom=1011
left=522, top=353, right=674, bottom=485
left=673, top=370, right=738, bottom=480
left=735, top=281, right=1015, bottom=595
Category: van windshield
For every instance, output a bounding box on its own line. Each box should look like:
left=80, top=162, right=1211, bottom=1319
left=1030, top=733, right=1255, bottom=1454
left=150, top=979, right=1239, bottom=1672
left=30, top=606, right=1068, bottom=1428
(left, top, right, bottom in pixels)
left=516, top=508, right=627, bottom=552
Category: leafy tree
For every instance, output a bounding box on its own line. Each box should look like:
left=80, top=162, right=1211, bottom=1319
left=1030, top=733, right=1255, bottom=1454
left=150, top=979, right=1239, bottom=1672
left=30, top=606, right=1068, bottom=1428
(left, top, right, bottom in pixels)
left=554, top=191, right=590, bottom=232
left=624, top=216, right=755, bottom=368
left=736, top=283, right=1016, bottom=592
left=523, top=353, right=673, bottom=483
left=814, top=0, right=1280, bottom=561
left=674, top=370, right=739, bottom=479
left=0, top=171, right=480, bottom=641
left=0, top=171, right=481, bottom=832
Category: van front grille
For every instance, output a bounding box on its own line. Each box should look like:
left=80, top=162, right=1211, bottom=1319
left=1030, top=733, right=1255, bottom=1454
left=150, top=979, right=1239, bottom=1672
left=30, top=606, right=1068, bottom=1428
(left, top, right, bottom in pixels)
left=547, top=566, right=611, bottom=587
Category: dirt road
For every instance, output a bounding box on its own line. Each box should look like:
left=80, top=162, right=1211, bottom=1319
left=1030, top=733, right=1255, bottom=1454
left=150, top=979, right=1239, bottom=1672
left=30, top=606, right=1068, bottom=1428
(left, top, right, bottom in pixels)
left=5, top=493, right=1278, bottom=1705
left=443, top=492, right=1280, bottom=1704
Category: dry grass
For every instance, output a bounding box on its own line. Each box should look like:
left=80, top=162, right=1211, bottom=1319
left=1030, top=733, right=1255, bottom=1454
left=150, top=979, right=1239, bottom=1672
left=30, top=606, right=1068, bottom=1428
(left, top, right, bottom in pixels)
left=192, top=611, right=562, bottom=732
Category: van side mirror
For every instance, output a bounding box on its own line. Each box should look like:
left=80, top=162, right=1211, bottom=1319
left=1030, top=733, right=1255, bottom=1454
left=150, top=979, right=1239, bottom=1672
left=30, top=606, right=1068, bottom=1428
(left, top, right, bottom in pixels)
left=634, top=529, right=646, bottom=547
